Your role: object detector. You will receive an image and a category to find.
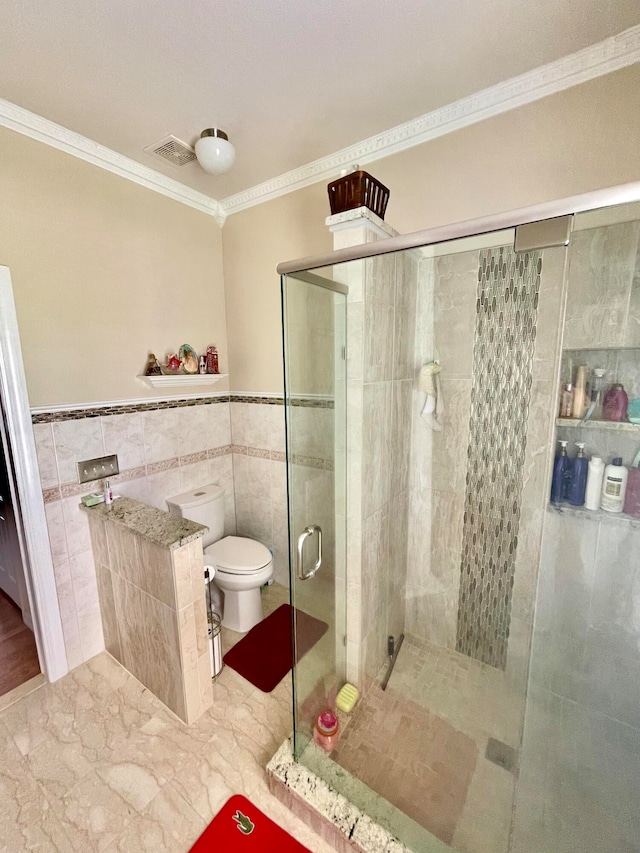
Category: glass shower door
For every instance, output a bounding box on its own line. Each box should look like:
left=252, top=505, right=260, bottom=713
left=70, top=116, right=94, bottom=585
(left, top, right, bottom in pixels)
left=281, top=270, right=347, bottom=759
left=283, top=229, right=573, bottom=852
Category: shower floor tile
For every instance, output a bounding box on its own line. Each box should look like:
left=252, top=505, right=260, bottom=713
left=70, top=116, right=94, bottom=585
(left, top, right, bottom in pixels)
left=323, top=635, right=523, bottom=852
left=332, top=686, right=478, bottom=845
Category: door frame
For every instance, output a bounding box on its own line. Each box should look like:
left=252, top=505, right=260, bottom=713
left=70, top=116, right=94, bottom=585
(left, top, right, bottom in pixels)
left=0, top=267, right=67, bottom=682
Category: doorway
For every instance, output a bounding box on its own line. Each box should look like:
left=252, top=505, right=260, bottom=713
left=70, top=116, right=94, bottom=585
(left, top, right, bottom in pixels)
left=0, top=265, right=67, bottom=693
left=0, top=404, right=40, bottom=696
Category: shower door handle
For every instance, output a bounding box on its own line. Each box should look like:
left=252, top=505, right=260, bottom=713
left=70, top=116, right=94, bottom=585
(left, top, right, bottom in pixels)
left=296, top=524, right=322, bottom=581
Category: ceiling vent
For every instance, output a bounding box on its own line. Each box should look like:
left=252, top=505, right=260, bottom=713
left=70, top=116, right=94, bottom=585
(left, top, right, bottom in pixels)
left=143, top=135, right=196, bottom=167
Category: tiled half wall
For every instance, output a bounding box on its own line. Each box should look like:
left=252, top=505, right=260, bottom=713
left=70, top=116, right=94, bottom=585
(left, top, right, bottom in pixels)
left=32, top=395, right=332, bottom=673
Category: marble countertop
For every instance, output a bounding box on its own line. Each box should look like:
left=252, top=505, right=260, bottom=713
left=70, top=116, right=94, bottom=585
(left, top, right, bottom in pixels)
left=80, top=497, right=207, bottom=550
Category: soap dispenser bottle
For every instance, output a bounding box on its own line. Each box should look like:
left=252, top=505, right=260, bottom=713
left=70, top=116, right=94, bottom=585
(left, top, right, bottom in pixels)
left=550, top=440, right=570, bottom=504
left=567, top=443, right=588, bottom=506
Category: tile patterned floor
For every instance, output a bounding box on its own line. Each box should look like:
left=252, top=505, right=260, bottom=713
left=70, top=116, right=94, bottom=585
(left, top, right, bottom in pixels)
left=0, top=583, right=335, bottom=853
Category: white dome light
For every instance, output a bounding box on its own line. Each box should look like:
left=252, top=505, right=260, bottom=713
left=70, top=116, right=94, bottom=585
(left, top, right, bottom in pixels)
left=194, top=129, right=236, bottom=175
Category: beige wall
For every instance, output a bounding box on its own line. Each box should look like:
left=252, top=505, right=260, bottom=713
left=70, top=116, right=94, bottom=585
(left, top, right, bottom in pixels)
left=0, top=127, right=226, bottom=407
left=222, top=182, right=331, bottom=393
left=223, top=64, right=640, bottom=394
left=4, top=64, right=640, bottom=403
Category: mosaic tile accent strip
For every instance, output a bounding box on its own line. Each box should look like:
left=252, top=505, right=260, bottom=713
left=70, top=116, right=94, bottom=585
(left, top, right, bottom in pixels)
left=456, top=247, right=542, bottom=670
left=289, top=397, right=334, bottom=409
left=43, top=443, right=329, bottom=505
left=31, top=395, right=231, bottom=423
left=31, top=393, right=333, bottom=423
left=232, top=395, right=284, bottom=405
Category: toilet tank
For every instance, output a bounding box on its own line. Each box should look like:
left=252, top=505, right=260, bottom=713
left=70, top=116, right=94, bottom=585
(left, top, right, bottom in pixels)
left=165, top=483, right=225, bottom=548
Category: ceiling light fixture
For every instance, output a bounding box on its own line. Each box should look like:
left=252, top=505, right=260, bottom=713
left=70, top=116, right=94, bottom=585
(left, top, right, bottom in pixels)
left=194, top=128, right=236, bottom=175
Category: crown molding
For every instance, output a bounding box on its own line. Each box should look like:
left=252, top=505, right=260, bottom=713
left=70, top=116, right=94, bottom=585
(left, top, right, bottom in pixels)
left=1, top=25, right=637, bottom=225
left=0, top=98, right=226, bottom=224
left=220, top=24, right=640, bottom=217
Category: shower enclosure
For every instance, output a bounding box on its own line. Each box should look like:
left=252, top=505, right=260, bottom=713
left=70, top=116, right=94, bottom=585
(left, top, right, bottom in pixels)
left=280, top=185, right=640, bottom=853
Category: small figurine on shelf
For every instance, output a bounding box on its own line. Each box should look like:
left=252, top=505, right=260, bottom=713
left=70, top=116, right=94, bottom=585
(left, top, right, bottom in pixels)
left=179, top=344, right=199, bottom=375
left=163, top=353, right=182, bottom=374
left=198, top=355, right=207, bottom=374
left=206, top=345, right=220, bottom=374
left=143, top=353, right=162, bottom=376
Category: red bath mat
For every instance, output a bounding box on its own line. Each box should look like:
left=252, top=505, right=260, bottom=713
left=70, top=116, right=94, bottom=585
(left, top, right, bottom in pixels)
left=223, top=603, right=328, bottom=692
left=189, top=794, right=310, bottom=852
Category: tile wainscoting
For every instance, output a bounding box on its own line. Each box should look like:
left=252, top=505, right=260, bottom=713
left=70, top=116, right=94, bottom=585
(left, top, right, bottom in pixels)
left=31, top=394, right=334, bottom=674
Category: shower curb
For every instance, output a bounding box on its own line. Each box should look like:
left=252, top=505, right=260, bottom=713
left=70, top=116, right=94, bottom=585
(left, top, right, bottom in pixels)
left=266, top=738, right=413, bottom=853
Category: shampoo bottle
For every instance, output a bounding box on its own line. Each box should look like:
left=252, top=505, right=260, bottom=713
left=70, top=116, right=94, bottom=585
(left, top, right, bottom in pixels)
left=550, top=440, right=570, bottom=504
left=600, top=457, right=628, bottom=513
left=584, top=455, right=605, bottom=511
left=572, top=366, right=590, bottom=419
left=568, top=442, right=588, bottom=506
left=559, top=384, right=574, bottom=418
left=603, top=384, right=629, bottom=422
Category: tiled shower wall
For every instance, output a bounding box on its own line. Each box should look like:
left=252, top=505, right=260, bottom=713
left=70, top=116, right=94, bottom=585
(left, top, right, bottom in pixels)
left=513, top=214, right=640, bottom=852
left=405, top=243, right=567, bottom=682
left=332, top=212, right=418, bottom=687
left=530, top=218, right=640, bottom=719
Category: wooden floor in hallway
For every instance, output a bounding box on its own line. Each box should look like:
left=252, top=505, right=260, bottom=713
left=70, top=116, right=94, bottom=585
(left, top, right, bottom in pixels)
left=0, top=590, right=40, bottom=697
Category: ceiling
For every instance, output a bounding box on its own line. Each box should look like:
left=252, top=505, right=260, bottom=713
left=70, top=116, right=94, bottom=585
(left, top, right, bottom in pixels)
left=1, top=0, right=639, bottom=203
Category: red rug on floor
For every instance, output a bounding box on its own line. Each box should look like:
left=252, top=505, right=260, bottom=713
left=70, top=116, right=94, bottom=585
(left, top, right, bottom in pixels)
left=189, top=794, right=311, bottom=852
left=223, top=604, right=328, bottom=693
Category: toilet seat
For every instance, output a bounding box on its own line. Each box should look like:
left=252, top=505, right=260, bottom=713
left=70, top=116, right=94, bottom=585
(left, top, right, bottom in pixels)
left=205, top=535, right=271, bottom=575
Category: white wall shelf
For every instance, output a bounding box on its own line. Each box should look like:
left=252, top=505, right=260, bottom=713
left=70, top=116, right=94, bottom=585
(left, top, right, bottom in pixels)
left=556, top=418, right=640, bottom=432
left=137, top=373, right=228, bottom=389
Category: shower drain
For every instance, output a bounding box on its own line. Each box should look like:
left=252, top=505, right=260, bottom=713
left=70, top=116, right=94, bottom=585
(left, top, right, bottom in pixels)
left=485, top=738, right=519, bottom=773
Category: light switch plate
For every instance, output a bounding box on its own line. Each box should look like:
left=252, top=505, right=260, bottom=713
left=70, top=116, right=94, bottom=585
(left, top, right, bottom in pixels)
left=76, top=454, right=119, bottom=484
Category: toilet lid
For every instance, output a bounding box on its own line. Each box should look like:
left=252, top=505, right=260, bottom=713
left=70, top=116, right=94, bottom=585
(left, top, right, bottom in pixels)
left=205, top=536, right=271, bottom=574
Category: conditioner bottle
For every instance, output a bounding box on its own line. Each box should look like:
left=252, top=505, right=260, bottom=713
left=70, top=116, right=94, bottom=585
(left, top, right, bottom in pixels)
left=601, top=457, right=628, bottom=513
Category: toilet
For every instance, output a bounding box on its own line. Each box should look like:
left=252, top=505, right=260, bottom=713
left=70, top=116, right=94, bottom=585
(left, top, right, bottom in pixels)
left=166, top=483, right=273, bottom=633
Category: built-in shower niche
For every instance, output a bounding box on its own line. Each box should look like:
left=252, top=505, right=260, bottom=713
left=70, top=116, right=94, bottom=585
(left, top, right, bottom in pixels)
left=554, top=346, right=640, bottom=521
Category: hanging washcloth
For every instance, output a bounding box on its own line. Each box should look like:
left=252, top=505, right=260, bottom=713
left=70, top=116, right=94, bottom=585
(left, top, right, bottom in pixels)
left=419, top=361, right=444, bottom=431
